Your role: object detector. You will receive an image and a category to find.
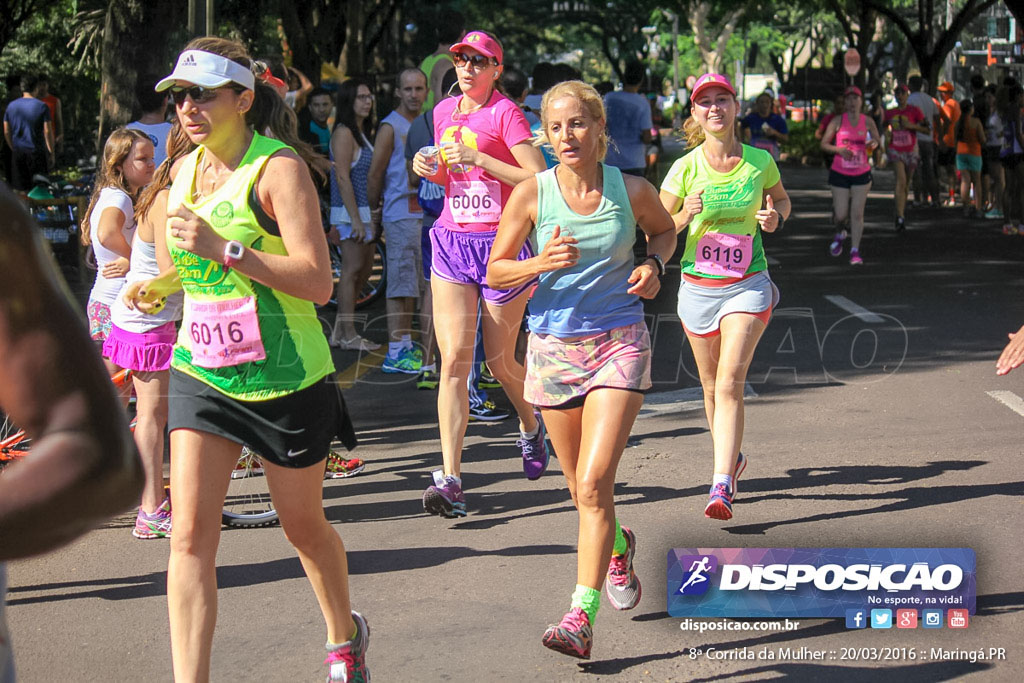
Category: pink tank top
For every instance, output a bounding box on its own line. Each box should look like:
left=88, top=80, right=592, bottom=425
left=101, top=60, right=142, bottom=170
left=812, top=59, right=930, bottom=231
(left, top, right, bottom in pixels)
left=830, top=113, right=872, bottom=176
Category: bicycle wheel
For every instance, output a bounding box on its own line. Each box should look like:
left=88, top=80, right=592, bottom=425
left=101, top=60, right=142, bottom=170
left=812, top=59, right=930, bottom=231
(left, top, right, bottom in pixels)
left=221, top=447, right=279, bottom=528
left=0, top=413, right=30, bottom=470
left=327, top=240, right=387, bottom=310
left=355, top=240, right=387, bottom=309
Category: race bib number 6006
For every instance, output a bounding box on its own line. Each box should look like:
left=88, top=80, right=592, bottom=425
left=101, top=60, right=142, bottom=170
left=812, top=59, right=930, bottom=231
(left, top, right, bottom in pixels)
left=449, top=180, right=501, bottom=223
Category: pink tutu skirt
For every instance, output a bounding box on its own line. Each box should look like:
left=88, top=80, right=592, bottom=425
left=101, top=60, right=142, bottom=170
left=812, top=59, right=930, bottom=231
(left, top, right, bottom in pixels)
left=102, top=321, right=177, bottom=372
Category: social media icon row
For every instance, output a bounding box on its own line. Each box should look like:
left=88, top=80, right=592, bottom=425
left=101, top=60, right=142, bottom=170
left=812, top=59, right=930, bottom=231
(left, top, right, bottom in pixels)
left=845, top=608, right=969, bottom=629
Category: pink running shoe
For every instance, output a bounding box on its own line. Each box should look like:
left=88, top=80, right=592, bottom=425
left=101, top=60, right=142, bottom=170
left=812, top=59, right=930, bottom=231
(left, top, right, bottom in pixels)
left=606, top=526, right=641, bottom=610
left=542, top=607, right=593, bottom=659
left=733, top=451, right=747, bottom=496
left=132, top=498, right=172, bottom=539
left=325, top=611, right=369, bottom=682
left=704, top=482, right=734, bottom=521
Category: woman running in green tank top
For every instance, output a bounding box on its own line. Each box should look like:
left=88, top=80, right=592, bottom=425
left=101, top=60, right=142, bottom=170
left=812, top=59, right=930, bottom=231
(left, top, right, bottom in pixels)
left=127, top=37, right=369, bottom=682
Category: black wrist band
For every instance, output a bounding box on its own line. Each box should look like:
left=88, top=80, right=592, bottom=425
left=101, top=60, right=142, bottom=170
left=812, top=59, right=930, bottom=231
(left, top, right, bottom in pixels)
left=641, top=253, right=665, bottom=276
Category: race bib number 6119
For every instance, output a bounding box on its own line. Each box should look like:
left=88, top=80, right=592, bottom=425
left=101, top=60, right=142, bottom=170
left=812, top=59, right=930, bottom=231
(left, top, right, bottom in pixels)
left=695, top=233, right=754, bottom=278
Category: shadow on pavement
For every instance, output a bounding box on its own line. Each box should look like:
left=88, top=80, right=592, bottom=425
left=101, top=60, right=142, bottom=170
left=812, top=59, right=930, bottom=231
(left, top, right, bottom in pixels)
left=6, top=543, right=575, bottom=606
left=728, top=480, right=1022, bottom=536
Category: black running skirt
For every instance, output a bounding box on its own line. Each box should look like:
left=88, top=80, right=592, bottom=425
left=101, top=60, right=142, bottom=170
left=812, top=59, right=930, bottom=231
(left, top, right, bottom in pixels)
left=168, top=369, right=357, bottom=468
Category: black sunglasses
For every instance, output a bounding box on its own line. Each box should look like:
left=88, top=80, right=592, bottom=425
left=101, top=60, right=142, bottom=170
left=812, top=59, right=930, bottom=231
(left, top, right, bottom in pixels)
left=452, top=52, right=497, bottom=69
left=170, top=85, right=243, bottom=106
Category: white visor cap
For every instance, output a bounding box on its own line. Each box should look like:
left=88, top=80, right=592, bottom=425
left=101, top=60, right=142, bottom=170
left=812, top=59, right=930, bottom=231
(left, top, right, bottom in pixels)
left=155, top=50, right=255, bottom=92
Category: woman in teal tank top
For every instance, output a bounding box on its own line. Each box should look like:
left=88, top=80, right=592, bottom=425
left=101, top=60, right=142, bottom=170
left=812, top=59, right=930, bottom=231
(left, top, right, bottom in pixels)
left=128, top=37, right=369, bottom=682
left=489, top=81, right=676, bottom=660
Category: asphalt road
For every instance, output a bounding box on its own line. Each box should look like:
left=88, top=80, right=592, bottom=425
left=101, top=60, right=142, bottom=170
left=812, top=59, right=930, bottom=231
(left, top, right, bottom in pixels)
left=6, top=163, right=1024, bottom=682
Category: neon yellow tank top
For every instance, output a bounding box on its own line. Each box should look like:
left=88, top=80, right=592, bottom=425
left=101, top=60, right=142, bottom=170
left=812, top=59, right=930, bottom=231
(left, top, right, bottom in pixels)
left=167, top=132, right=334, bottom=401
left=419, top=53, right=453, bottom=110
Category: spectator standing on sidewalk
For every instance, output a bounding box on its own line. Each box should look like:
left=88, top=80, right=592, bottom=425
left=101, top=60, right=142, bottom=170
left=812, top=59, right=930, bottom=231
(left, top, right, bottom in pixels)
left=37, top=75, right=63, bottom=158
left=368, top=68, right=428, bottom=375
left=328, top=78, right=380, bottom=353
left=998, top=84, right=1024, bottom=235
left=419, top=12, right=464, bottom=111
left=127, top=77, right=173, bottom=168
left=741, top=90, right=788, bottom=162
left=937, top=82, right=961, bottom=206
left=908, top=75, right=941, bottom=207
left=2, top=74, right=54, bottom=191
left=604, top=61, right=652, bottom=177
left=955, top=98, right=985, bottom=218
left=982, top=85, right=1005, bottom=220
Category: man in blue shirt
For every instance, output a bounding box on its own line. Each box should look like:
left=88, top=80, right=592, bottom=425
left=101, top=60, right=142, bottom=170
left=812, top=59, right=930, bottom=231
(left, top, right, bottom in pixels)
left=604, top=61, right=652, bottom=176
left=741, top=90, right=789, bottom=161
left=2, top=74, right=54, bottom=191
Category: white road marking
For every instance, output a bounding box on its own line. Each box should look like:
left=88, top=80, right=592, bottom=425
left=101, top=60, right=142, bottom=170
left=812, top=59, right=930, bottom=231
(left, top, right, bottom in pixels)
left=639, top=384, right=758, bottom=418
left=824, top=295, right=885, bottom=323
left=986, top=390, right=1024, bottom=418
left=766, top=255, right=780, bottom=266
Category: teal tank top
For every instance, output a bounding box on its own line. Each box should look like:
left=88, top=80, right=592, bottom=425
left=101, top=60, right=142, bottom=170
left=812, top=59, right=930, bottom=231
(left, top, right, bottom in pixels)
left=528, top=164, right=643, bottom=336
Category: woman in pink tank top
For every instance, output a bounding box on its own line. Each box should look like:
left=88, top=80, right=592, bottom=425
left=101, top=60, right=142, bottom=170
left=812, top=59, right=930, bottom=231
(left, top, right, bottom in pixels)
left=820, top=86, right=881, bottom=265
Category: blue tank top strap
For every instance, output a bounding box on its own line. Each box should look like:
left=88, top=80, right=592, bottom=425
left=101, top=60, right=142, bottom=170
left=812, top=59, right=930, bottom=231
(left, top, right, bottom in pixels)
left=329, top=130, right=372, bottom=210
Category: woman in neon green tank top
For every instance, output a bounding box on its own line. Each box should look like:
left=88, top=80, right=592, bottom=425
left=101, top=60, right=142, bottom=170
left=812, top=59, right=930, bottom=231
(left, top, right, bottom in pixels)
left=128, top=37, right=369, bottom=682
left=659, top=74, right=791, bottom=524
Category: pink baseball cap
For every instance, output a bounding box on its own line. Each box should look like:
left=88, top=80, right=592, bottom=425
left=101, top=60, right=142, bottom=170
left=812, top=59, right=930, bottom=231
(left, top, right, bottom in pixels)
left=690, top=73, right=736, bottom=101
left=450, top=31, right=503, bottom=64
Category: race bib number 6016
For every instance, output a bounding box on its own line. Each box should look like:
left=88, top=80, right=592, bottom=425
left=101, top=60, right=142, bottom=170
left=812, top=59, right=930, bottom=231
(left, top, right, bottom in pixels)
left=185, top=296, right=266, bottom=368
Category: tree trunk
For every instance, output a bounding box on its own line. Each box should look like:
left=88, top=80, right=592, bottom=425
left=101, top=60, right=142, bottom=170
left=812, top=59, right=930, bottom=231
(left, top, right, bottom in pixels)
left=97, top=0, right=180, bottom=150
left=688, top=2, right=744, bottom=75
left=865, top=0, right=999, bottom=94
left=338, top=0, right=366, bottom=77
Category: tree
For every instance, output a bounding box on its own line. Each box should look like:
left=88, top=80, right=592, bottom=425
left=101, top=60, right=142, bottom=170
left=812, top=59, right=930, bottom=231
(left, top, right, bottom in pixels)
left=277, top=0, right=345, bottom=82
left=688, top=1, right=746, bottom=74
left=96, top=0, right=183, bottom=145
left=0, top=0, right=52, bottom=55
left=859, top=0, right=1000, bottom=92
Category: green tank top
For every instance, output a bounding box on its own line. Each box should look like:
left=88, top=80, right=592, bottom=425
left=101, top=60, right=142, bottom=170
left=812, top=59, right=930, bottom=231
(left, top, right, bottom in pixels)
left=419, top=53, right=453, bottom=110
left=167, top=132, right=334, bottom=401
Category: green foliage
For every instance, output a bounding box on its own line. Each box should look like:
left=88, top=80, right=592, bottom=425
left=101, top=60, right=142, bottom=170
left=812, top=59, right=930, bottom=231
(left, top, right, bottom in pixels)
left=781, top=119, right=824, bottom=164
left=0, top=0, right=101, bottom=161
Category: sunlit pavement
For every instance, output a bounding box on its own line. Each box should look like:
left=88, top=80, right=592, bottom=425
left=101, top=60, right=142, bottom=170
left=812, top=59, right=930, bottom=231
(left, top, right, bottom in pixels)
left=8, top=162, right=1023, bottom=681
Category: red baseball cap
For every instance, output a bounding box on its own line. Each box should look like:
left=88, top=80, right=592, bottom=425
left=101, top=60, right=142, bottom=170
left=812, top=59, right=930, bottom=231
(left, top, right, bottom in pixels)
left=690, top=73, right=736, bottom=101
left=894, top=83, right=910, bottom=94
left=844, top=86, right=863, bottom=97
left=450, top=31, right=503, bottom=64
